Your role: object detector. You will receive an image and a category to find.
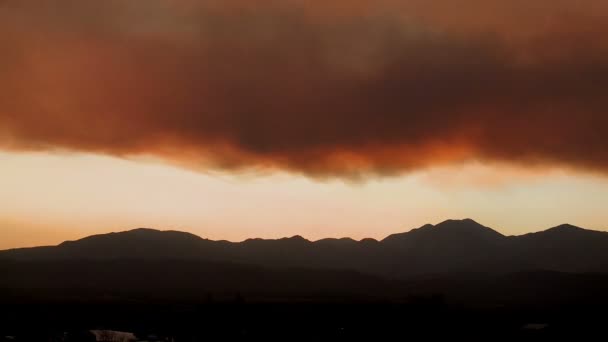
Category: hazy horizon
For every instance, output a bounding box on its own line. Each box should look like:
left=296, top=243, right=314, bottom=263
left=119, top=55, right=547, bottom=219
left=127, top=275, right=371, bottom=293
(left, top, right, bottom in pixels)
left=2, top=150, right=608, bottom=249
left=2, top=211, right=607, bottom=251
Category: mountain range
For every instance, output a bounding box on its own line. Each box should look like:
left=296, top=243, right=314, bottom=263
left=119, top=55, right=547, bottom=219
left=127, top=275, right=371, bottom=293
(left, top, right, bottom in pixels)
left=3, top=218, right=608, bottom=278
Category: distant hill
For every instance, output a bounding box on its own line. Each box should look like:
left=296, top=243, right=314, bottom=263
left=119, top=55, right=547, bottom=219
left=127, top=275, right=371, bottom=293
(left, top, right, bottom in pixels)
left=2, top=219, right=608, bottom=277
left=0, top=259, right=400, bottom=302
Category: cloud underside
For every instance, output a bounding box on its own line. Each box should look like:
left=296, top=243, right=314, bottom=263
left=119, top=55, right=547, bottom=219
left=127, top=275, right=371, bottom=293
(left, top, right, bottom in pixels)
left=1, top=0, right=607, bottom=178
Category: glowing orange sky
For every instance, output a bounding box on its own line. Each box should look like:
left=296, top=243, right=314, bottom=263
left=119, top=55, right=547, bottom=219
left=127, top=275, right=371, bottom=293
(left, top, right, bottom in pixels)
left=1, top=151, right=607, bottom=249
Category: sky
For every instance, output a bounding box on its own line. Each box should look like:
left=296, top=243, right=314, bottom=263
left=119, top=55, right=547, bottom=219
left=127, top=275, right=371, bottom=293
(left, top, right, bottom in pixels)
left=1, top=0, right=607, bottom=248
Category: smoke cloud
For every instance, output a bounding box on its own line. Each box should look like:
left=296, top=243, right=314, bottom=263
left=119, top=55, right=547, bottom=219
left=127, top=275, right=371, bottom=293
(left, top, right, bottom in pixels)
left=1, top=0, right=607, bottom=178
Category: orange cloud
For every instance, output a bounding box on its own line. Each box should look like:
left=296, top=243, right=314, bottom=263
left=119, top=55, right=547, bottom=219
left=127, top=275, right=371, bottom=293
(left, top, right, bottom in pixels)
left=1, top=0, right=607, bottom=178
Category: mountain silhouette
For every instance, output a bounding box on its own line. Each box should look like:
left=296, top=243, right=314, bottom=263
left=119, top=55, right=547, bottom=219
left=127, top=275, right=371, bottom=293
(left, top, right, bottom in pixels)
left=2, top=219, right=608, bottom=277
left=509, top=223, right=608, bottom=272
left=383, top=218, right=503, bottom=245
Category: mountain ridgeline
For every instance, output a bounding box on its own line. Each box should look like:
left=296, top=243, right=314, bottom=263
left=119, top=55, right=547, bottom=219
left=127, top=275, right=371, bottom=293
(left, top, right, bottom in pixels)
left=2, top=219, right=608, bottom=277
left=3, top=219, right=608, bottom=339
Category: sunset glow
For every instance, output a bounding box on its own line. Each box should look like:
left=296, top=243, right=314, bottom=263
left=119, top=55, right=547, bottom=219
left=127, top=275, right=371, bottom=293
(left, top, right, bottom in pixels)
left=1, top=151, right=607, bottom=249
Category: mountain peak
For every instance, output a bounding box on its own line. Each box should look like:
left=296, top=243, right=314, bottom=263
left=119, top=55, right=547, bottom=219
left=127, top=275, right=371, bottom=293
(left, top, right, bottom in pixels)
left=283, top=235, right=310, bottom=243
left=315, top=237, right=358, bottom=245
left=59, top=228, right=203, bottom=247
left=128, top=227, right=162, bottom=233
left=547, top=224, right=584, bottom=232
left=382, top=219, right=503, bottom=244
left=436, top=218, right=480, bottom=227
left=434, top=218, right=504, bottom=237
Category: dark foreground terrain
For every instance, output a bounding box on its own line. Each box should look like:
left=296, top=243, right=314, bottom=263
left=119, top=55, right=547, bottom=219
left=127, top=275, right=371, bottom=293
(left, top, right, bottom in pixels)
left=1, top=262, right=608, bottom=341
left=2, top=296, right=608, bottom=341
